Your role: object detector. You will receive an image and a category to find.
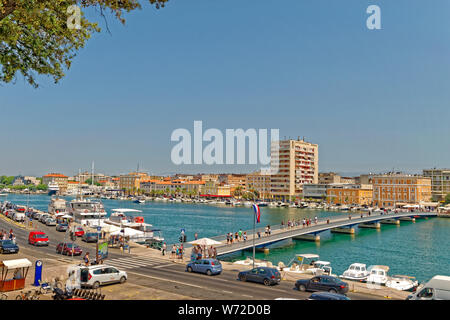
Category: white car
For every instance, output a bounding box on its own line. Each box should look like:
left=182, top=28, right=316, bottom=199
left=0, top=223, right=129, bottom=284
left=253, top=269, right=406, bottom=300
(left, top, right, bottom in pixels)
left=80, top=265, right=127, bottom=289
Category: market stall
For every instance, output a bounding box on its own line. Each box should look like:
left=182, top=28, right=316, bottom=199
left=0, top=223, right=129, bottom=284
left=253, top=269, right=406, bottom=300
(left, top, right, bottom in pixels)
left=0, top=258, right=32, bottom=292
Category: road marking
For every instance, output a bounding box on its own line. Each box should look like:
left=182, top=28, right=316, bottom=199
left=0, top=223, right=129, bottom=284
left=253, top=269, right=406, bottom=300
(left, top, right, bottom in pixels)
left=126, top=271, right=204, bottom=289
left=241, top=294, right=253, bottom=298
left=222, top=290, right=233, bottom=294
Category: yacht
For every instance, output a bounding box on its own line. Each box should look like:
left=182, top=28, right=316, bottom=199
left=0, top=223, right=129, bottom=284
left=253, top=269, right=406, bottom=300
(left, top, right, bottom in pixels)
left=48, top=180, right=59, bottom=196
left=386, top=275, right=419, bottom=292
left=340, top=263, right=370, bottom=281
left=366, top=265, right=390, bottom=285
left=48, top=197, right=68, bottom=215
left=66, top=197, right=107, bottom=227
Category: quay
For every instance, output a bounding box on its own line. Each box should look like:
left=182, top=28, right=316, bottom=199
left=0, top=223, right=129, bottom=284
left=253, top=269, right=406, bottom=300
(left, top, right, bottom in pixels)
left=187, top=211, right=438, bottom=257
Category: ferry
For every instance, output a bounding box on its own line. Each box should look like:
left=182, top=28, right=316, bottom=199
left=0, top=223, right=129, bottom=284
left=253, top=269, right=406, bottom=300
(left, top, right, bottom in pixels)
left=66, top=196, right=107, bottom=227
left=48, top=180, right=59, bottom=196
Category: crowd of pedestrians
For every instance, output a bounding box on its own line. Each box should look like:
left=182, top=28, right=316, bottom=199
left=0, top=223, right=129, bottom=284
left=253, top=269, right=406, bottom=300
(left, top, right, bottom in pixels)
left=226, top=229, right=248, bottom=244
left=191, top=245, right=217, bottom=261
left=0, top=229, right=15, bottom=242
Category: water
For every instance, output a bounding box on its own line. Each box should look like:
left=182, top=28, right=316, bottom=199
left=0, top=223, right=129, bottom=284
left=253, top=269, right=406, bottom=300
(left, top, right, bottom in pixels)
left=3, top=194, right=450, bottom=282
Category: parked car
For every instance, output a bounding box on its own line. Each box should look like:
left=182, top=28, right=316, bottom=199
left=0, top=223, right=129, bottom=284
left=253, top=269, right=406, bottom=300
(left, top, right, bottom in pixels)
left=28, top=231, right=49, bottom=246
left=39, top=214, right=50, bottom=223
left=307, top=292, right=351, bottom=300
left=0, top=239, right=19, bottom=254
left=56, top=242, right=83, bottom=256
left=45, top=218, right=57, bottom=226
left=238, top=267, right=281, bottom=286
left=82, top=232, right=99, bottom=243
left=56, top=223, right=69, bottom=232
left=74, top=226, right=85, bottom=237
left=31, top=212, right=41, bottom=220
left=186, top=259, right=222, bottom=276
left=13, top=212, right=26, bottom=222
left=295, top=275, right=349, bottom=294
left=407, top=275, right=450, bottom=300
left=79, top=265, right=127, bottom=288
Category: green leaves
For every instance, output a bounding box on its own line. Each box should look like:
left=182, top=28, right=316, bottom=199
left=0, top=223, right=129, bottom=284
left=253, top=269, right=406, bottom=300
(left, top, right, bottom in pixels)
left=0, top=0, right=169, bottom=87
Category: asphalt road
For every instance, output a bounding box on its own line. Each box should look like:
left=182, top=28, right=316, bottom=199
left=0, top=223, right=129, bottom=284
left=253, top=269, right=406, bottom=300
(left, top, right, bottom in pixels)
left=0, top=214, right=381, bottom=300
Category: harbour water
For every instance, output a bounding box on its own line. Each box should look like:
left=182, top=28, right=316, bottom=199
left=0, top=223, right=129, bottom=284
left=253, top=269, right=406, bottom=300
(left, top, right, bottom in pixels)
left=4, top=194, right=449, bottom=283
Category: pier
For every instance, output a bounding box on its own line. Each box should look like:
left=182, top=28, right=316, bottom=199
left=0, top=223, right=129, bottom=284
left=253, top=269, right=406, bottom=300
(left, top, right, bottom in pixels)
left=195, top=211, right=438, bottom=258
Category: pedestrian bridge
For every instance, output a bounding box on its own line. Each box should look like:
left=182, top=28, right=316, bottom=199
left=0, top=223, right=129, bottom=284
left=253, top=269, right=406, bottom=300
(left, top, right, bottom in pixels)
left=206, top=211, right=437, bottom=257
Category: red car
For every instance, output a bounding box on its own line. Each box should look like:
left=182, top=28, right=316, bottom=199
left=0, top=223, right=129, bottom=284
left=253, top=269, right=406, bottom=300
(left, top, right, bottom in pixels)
left=74, top=226, right=85, bottom=237
left=56, top=242, right=83, bottom=256
left=28, top=231, right=49, bottom=246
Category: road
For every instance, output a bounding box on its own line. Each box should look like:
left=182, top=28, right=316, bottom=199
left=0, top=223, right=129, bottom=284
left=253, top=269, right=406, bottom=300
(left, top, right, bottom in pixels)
left=0, top=214, right=381, bottom=300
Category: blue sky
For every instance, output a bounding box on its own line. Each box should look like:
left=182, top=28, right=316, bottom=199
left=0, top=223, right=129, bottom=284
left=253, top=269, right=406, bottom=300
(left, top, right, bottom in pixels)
left=1, top=0, right=449, bottom=177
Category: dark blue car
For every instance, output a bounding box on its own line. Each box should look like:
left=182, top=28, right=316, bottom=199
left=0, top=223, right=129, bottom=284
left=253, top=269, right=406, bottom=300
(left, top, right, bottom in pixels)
left=186, top=259, right=222, bottom=276
left=238, top=267, right=281, bottom=286
left=0, top=240, right=19, bottom=254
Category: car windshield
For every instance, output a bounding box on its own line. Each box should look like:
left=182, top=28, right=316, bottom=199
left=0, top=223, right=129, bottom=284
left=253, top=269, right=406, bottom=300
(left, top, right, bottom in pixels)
left=59, top=224, right=68, bottom=227
left=1, top=240, right=14, bottom=245
left=35, top=234, right=47, bottom=239
left=64, top=243, right=78, bottom=248
left=86, top=233, right=98, bottom=237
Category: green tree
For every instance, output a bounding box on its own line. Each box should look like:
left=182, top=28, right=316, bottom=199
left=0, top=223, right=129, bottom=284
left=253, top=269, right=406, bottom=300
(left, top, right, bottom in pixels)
left=0, top=0, right=168, bottom=87
left=445, top=193, right=450, bottom=205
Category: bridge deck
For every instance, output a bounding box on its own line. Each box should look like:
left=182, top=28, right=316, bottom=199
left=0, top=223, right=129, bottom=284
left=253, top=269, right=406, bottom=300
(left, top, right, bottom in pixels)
left=185, top=211, right=437, bottom=257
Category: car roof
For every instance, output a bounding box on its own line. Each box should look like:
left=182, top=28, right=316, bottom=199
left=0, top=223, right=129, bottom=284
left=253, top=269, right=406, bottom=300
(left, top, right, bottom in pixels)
left=310, top=292, right=348, bottom=299
left=30, top=231, right=46, bottom=234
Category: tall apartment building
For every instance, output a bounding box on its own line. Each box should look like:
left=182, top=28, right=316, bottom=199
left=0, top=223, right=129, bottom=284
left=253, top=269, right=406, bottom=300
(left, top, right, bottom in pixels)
left=423, top=169, right=450, bottom=201
left=246, top=171, right=271, bottom=200
left=270, top=139, right=318, bottom=201
left=372, top=174, right=432, bottom=207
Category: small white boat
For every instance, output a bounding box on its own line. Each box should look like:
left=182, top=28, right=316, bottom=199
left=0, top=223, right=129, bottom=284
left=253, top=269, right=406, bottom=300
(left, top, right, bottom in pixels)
left=386, top=275, right=419, bottom=292
left=366, top=265, right=390, bottom=285
left=278, top=254, right=320, bottom=274
left=340, top=263, right=370, bottom=281
left=233, top=257, right=270, bottom=267
left=309, top=261, right=336, bottom=277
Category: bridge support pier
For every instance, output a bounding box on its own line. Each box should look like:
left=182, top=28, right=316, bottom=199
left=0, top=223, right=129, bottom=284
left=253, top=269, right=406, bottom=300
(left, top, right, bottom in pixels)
left=399, top=217, right=415, bottom=223
left=294, top=234, right=321, bottom=242
left=359, top=222, right=381, bottom=229
left=380, top=219, right=400, bottom=225
left=331, top=227, right=355, bottom=234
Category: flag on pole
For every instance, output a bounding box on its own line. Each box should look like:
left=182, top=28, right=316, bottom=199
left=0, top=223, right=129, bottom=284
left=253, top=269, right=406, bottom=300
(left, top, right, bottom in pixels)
left=252, top=204, right=261, bottom=223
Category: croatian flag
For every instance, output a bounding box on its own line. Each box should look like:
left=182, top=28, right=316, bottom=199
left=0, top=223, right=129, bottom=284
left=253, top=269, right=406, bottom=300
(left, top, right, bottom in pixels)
left=252, top=204, right=261, bottom=223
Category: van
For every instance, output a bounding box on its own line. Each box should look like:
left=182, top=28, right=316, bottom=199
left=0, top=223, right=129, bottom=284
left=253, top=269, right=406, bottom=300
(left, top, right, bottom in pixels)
left=13, top=212, right=26, bottom=222
left=79, top=265, right=127, bottom=289
left=407, top=275, right=450, bottom=300
left=28, top=231, right=49, bottom=246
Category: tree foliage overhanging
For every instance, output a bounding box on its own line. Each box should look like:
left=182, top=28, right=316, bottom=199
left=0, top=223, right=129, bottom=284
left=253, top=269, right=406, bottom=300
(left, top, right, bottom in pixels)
left=0, top=0, right=168, bottom=87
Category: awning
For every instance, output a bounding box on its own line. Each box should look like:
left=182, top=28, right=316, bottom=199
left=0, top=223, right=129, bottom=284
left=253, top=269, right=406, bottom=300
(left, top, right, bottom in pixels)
left=0, top=258, right=32, bottom=269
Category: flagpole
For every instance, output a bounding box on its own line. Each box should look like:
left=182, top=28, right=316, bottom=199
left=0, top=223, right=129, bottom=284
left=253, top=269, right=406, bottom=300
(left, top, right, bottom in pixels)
left=253, top=205, right=255, bottom=270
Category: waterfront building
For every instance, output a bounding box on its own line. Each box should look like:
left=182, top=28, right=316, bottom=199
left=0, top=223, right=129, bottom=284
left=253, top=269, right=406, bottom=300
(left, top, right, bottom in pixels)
left=270, top=138, right=319, bottom=201
left=246, top=171, right=271, bottom=200
left=326, top=184, right=373, bottom=205
left=75, top=171, right=111, bottom=184
left=42, top=173, right=69, bottom=194
left=423, top=169, right=450, bottom=201
left=140, top=179, right=205, bottom=195
left=200, top=180, right=231, bottom=197
left=303, top=184, right=328, bottom=200
left=372, top=174, right=432, bottom=208
left=318, top=172, right=356, bottom=185
left=119, top=172, right=149, bottom=193
left=220, top=174, right=247, bottom=194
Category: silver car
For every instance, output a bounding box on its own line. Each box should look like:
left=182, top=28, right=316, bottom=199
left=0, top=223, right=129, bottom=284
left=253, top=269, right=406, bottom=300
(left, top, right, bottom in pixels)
left=39, top=214, right=50, bottom=223
left=45, top=217, right=57, bottom=226
left=80, top=265, right=127, bottom=289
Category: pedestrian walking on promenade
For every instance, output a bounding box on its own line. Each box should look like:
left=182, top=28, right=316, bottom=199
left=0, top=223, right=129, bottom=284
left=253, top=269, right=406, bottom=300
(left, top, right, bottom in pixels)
left=243, top=232, right=247, bottom=242
left=171, top=245, right=176, bottom=259
left=194, top=233, right=198, bottom=240
left=314, top=216, right=318, bottom=224
left=213, top=247, right=217, bottom=259
left=83, top=252, right=90, bottom=266
left=257, top=231, right=261, bottom=238
left=162, top=242, right=167, bottom=256
left=235, top=232, right=239, bottom=242
left=238, top=229, right=242, bottom=241
left=226, top=233, right=230, bottom=245
left=268, top=225, right=271, bottom=236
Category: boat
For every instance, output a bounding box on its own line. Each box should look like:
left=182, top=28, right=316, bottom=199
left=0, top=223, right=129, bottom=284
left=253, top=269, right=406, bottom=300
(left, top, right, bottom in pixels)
left=386, top=275, right=419, bottom=292
left=66, top=196, right=107, bottom=227
left=278, top=254, right=320, bottom=274
left=308, top=261, right=336, bottom=276
left=48, top=197, right=68, bottom=215
left=48, top=180, right=59, bottom=196
left=340, top=263, right=370, bottom=281
left=366, top=265, right=390, bottom=285
left=233, top=257, right=272, bottom=268
left=133, top=197, right=145, bottom=204
left=105, top=208, right=164, bottom=245
left=257, top=202, right=268, bottom=207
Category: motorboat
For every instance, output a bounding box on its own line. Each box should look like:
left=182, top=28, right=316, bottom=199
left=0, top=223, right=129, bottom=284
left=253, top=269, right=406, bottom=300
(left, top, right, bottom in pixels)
left=48, top=180, right=59, bottom=196
left=366, top=265, right=390, bottom=285
left=340, top=263, right=370, bottom=281
left=386, top=275, right=419, bottom=292
left=133, top=197, right=145, bottom=204
left=309, top=261, right=336, bottom=276
left=278, top=254, right=320, bottom=274
left=233, top=257, right=272, bottom=268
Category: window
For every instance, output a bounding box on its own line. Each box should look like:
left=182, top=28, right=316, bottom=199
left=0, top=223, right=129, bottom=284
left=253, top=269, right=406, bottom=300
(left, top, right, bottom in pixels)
left=93, top=269, right=102, bottom=275
left=417, top=288, right=433, bottom=299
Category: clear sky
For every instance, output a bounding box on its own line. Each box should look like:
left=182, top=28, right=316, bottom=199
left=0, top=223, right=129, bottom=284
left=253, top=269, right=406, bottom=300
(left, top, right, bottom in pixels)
left=1, top=0, right=449, bottom=177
